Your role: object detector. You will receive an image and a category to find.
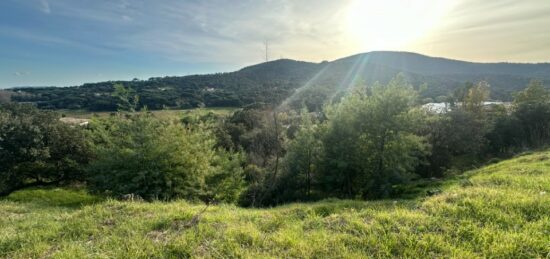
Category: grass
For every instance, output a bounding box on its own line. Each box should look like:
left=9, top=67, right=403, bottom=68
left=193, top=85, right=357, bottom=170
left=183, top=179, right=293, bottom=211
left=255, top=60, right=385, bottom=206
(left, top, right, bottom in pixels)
left=1, top=151, right=549, bottom=258
left=59, top=107, right=239, bottom=120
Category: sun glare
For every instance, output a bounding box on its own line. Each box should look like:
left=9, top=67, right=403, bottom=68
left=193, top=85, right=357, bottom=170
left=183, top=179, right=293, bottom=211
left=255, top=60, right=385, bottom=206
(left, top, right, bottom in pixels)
left=346, top=0, right=455, bottom=50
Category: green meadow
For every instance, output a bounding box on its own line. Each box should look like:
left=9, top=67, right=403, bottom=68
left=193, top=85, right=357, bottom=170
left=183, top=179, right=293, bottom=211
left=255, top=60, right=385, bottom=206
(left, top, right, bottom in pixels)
left=1, top=151, right=549, bottom=258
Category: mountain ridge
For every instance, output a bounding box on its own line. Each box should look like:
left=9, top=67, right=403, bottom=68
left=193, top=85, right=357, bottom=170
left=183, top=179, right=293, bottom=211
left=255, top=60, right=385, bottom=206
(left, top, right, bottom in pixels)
left=6, top=51, right=550, bottom=111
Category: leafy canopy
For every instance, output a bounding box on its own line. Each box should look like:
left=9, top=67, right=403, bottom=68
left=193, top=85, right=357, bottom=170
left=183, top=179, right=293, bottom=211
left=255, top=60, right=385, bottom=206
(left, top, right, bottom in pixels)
left=0, top=103, right=90, bottom=196
left=86, top=112, right=245, bottom=202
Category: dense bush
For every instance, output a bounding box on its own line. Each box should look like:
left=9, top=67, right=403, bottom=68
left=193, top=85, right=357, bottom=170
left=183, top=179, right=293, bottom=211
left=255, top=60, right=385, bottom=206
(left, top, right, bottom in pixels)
left=86, top=112, right=245, bottom=202
left=0, top=103, right=90, bottom=196
left=276, top=111, right=323, bottom=202
left=487, top=80, right=550, bottom=153
left=242, top=76, right=430, bottom=206
left=317, top=76, right=429, bottom=199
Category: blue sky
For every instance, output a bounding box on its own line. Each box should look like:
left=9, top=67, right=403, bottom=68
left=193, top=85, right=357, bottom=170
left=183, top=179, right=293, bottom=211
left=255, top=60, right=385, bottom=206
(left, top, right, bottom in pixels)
left=2, top=0, right=550, bottom=88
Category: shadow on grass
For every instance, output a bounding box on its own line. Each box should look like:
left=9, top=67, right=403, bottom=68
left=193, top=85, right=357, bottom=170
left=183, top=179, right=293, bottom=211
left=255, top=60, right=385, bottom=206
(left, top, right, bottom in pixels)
left=4, top=187, right=105, bottom=208
left=390, top=175, right=467, bottom=200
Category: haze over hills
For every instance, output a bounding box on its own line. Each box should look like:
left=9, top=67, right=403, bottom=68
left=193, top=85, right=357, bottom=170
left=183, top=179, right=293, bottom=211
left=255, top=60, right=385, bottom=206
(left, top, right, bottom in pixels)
left=7, top=51, right=550, bottom=111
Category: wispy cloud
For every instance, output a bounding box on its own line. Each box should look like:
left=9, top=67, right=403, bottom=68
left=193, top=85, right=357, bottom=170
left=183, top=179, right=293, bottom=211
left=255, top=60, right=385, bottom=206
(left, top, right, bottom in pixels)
left=411, top=0, right=550, bottom=62
left=39, top=0, right=50, bottom=14
left=11, top=0, right=353, bottom=63
left=2, top=0, right=550, bottom=88
left=13, top=71, right=30, bottom=76
left=0, top=25, right=118, bottom=55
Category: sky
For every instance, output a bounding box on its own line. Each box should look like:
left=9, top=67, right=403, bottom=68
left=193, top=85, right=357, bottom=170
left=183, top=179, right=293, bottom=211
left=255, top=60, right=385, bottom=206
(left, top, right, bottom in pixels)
left=1, top=0, right=550, bottom=88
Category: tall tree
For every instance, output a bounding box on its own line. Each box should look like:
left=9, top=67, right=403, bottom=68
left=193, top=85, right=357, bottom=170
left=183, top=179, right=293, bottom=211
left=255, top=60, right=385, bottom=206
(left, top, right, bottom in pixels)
left=512, top=80, right=550, bottom=147
left=277, top=110, right=323, bottom=201
left=463, top=81, right=491, bottom=115
left=320, top=75, right=429, bottom=199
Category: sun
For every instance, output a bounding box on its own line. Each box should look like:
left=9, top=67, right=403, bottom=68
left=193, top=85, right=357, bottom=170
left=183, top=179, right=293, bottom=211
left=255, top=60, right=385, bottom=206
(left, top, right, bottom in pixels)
left=346, top=0, right=455, bottom=50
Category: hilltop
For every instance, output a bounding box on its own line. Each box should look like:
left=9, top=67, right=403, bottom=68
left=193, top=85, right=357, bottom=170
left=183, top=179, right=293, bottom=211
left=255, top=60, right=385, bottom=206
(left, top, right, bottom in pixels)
left=6, top=51, right=550, bottom=111
left=1, top=150, right=549, bottom=258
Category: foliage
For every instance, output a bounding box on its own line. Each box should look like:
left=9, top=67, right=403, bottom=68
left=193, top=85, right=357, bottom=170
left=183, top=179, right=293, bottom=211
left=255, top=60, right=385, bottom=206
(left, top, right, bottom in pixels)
left=249, top=75, right=431, bottom=206
left=418, top=81, right=494, bottom=177
left=277, top=110, right=323, bottom=201
left=462, top=81, right=491, bottom=115
left=487, top=80, right=550, bottom=153
left=0, top=103, right=90, bottom=196
left=86, top=112, right=245, bottom=202
left=419, top=108, right=489, bottom=176
left=112, top=83, right=139, bottom=112
left=9, top=52, right=550, bottom=112
left=512, top=80, right=550, bottom=147
left=1, top=151, right=549, bottom=258
left=318, top=76, right=429, bottom=199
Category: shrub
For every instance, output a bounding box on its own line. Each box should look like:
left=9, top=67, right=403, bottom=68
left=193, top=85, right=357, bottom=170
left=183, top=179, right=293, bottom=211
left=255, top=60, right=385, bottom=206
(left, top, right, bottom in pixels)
left=0, top=103, right=90, bottom=196
left=86, top=113, right=244, bottom=202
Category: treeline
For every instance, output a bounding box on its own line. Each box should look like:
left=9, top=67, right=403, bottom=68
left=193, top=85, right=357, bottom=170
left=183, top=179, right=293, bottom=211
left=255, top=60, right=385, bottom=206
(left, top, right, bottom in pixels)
left=7, top=60, right=318, bottom=111
left=7, top=54, right=548, bottom=112
left=8, top=74, right=301, bottom=111
left=1, top=76, right=549, bottom=206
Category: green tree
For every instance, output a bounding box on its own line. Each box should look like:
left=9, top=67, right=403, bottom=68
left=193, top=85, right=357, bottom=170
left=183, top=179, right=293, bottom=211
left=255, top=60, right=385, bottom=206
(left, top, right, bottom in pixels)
left=513, top=80, right=549, bottom=104
left=512, top=80, right=550, bottom=147
left=0, top=103, right=90, bottom=196
left=277, top=110, right=323, bottom=201
left=112, top=83, right=139, bottom=112
left=419, top=109, right=488, bottom=176
left=221, top=107, right=289, bottom=206
left=463, top=81, right=490, bottom=115
left=320, top=75, right=429, bottom=199
left=86, top=113, right=244, bottom=202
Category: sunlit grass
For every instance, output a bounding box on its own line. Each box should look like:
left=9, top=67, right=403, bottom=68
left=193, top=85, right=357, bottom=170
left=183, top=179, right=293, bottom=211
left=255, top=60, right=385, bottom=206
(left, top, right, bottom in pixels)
left=1, top=151, right=549, bottom=258
left=59, top=107, right=239, bottom=120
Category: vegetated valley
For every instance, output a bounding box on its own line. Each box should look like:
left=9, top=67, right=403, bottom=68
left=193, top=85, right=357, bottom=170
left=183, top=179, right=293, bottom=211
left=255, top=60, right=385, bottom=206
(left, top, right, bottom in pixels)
left=1, top=52, right=550, bottom=258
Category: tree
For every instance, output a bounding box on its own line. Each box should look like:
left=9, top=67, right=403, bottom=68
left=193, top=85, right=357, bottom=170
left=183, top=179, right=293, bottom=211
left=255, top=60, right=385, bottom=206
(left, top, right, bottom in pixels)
left=219, top=107, right=291, bottom=206
left=320, top=75, right=429, bottom=199
left=513, top=80, right=549, bottom=105
left=419, top=109, right=488, bottom=177
left=0, top=103, right=90, bottom=196
left=86, top=113, right=245, bottom=202
left=276, top=110, right=323, bottom=202
left=463, top=81, right=490, bottom=115
left=112, top=83, right=139, bottom=112
left=512, top=80, right=550, bottom=148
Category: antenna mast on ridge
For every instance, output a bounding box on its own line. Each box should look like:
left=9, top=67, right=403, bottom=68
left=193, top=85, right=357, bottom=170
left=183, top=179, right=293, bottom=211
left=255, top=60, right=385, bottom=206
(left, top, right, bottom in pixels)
left=264, top=40, right=269, bottom=62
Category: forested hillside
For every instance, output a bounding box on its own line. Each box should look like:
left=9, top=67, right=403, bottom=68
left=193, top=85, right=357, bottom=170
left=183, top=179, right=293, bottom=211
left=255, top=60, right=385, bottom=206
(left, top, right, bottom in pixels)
left=6, top=51, right=550, bottom=111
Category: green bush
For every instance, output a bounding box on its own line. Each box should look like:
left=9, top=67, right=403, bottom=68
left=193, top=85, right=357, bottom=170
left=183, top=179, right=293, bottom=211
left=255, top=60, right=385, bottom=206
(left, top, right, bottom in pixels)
left=86, top=113, right=245, bottom=202
left=317, top=75, right=429, bottom=199
left=0, top=103, right=90, bottom=196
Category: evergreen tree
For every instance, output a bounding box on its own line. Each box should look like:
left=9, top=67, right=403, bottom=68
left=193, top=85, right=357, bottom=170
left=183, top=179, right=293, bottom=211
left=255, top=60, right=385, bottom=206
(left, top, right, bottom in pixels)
left=320, top=75, right=429, bottom=199
left=86, top=113, right=244, bottom=202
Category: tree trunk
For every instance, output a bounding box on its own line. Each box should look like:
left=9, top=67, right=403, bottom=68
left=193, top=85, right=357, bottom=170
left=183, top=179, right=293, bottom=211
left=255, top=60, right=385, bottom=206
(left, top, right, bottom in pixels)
left=375, top=130, right=388, bottom=198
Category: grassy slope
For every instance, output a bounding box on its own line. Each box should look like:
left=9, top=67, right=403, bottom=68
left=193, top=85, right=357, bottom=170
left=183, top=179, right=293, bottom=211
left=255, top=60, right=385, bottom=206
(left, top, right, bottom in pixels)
left=1, top=152, right=549, bottom=258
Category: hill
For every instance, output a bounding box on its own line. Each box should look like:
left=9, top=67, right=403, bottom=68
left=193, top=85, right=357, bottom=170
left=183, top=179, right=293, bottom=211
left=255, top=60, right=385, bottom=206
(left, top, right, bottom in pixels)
left=1, top=151, right=549, bottom=258
left=7, top=51, right=550, bottom=111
